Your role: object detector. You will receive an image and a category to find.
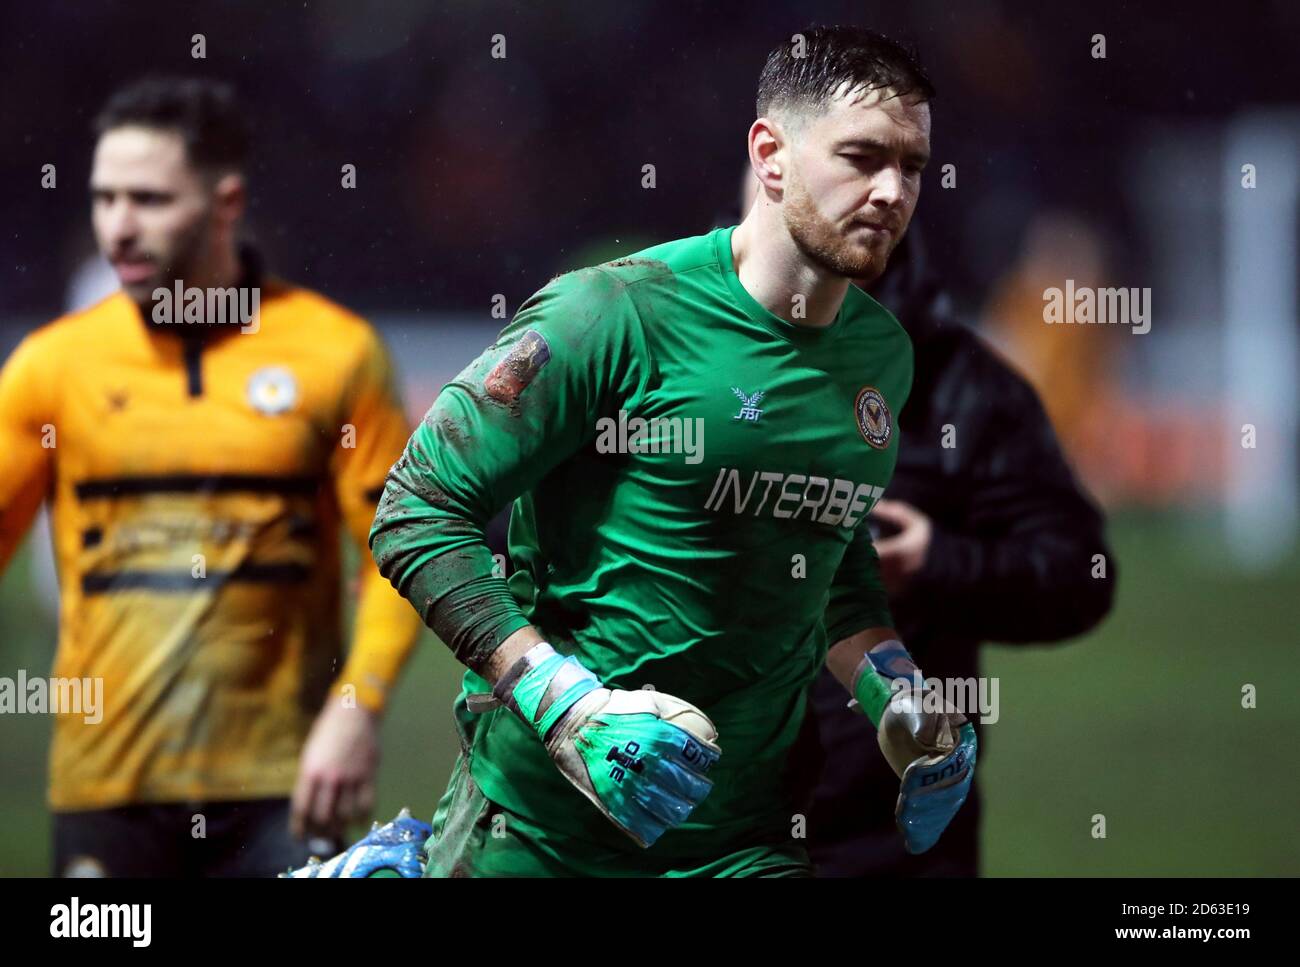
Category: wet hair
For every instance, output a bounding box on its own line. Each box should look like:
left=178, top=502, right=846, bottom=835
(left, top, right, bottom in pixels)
left=756, top=26, right=934, bottom=122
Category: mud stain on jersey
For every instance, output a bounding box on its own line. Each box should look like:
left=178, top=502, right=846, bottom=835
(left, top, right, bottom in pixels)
left=439, top=416, right=467, bottom=445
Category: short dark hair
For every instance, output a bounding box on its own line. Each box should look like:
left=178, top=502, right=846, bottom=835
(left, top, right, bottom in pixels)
left=756, top=26, right=934, bottom=121
left=93, top=77, right=250, bottom=172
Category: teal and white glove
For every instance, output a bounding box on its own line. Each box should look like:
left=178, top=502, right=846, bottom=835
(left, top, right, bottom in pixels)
left=493, top=642, right=721, bottom=848
left=280, top=808, right=431, bottom=878
left=850, top=639, right=977, bottom=854
left=895, top=723, right=977, bottom=854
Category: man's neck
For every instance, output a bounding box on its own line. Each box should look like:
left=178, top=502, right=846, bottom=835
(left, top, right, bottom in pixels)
left=196, top=244, right=244, bottom=292
left=731, top=207, right=849, bottom=329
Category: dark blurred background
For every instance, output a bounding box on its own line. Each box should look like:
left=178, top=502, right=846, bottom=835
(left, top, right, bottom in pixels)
left=2, top=0, right=1298, bottom=875
left=4, top=0, right=1298, bottom=316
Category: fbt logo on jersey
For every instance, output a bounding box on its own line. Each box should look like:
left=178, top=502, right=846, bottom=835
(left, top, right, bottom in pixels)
left=704, top=468, right=884, bottom=527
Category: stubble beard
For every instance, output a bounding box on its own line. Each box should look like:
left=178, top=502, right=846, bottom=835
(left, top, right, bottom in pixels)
left=782, top=172, right=896, bottom=284
left=133, top=215, right=215, bottom=318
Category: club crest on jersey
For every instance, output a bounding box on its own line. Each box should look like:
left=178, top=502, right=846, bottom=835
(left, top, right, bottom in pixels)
left=485, top=329, right=551, bottom=405
left=247, top=366, right=298, bottom=415
left=855, top=386, right=892, bottom=449
left=731, top=387, right=765, bottom=422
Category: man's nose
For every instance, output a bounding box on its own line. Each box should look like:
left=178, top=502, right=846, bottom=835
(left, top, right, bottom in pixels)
left=104, top=199, right=141, bottom=245
left=869, top=165, right=905, bottom=208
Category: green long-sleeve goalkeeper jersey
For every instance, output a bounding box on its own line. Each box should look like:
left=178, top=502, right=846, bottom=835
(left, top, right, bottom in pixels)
left=371, top=225, right=913, bottom=859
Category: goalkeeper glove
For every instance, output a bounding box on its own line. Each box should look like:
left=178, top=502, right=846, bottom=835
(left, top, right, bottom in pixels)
left=492, top=642, right=721, bottom=848
left=849, top=639, right=977, bottom=854
left=280, top=807, right=431, bottom=878
left=895, top=722, right=977, bottom=855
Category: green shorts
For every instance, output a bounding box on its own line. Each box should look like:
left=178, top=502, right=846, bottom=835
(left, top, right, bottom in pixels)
left=424, top=754, right=812, bottom=878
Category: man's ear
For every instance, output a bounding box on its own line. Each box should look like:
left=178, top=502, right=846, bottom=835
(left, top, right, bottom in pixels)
left=211, top=172, right=246, bottom=234
left=748, top=116, right=789, bottom=199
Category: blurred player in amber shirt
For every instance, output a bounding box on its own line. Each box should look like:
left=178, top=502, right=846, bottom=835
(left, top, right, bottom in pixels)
left=980, top=212, right=1119, bottom=494
left=0, top=78, right=421, bottom=876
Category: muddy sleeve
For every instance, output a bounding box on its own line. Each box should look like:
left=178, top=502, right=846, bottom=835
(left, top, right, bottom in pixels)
left=368, top=267, right=650, bottom=671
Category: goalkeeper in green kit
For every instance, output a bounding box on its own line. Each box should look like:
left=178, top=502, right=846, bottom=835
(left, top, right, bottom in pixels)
left=367, top=26, right=976, bottom=878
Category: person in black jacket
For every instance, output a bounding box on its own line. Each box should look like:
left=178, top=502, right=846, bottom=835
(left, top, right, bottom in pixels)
left=803, top=224, right=1117, bottom=876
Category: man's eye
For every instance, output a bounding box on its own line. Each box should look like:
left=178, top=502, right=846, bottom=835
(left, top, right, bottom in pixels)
left=131, top=192, right=170, bottom=206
